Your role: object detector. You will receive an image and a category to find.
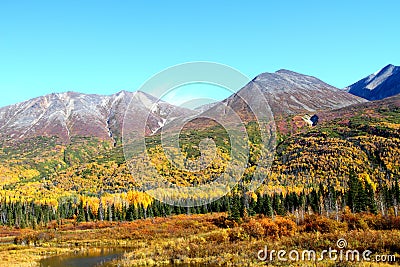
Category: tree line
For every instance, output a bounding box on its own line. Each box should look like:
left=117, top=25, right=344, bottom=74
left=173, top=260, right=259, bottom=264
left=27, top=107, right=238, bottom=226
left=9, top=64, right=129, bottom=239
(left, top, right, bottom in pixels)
left=1, top=176, right=399, bottom=228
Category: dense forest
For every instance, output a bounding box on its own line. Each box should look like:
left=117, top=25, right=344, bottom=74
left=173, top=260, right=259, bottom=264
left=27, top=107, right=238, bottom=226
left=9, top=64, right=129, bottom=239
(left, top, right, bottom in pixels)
left=1, top=175, right=399, bottom=229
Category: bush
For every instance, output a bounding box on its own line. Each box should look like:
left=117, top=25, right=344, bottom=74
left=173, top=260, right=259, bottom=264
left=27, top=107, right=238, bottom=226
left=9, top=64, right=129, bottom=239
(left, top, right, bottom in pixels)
left=212, top=215, right=238, bottom=228
left=259, top=218, right=279, bottom=238
left=274, top=217, right=297, bottom=237
left=14, top=231, right=55, bottom=246
left=379, top=215, right=400, bottom=230
left=303, top=215, right=347, bottom=233
left=360, top=213, right=381, bottom=229
left=228, top=227, right=247, bottom=241
left=342, top=213, right=369, bottom=230
left=14, top=233, right=38, bottom=246
left=242, top=219, right=264, bottom=238
left=205, top=231, right=229, bottom=242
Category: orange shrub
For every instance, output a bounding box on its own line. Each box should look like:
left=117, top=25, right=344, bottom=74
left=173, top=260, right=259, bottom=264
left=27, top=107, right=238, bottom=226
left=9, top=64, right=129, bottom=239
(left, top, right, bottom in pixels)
left=377, top=215, right=400, bottom=230
left=359, top=213, right=382, bottom=229
left=205, top=231, right=229, bottom=242
left=274, top=217, right=297, bottom=237
left=13, top=231, right=55, bottom=246
left=259, top=218, right=279, bottom=238
left=241, top=219, right=264, bottom=238
left=303, top=215, right=347, bottom=233
left=342, top=212, right=369, bottom=230
left=386, top=216, right=400, bottom=230
left=211, top=215, right=238, bottom=228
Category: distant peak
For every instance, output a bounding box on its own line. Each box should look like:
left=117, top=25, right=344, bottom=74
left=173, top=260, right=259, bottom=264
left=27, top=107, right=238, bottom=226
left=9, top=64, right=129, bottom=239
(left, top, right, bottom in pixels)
left=381, top=64, right=397, bottom=72
left=253, top=69, right=302, bottom=79
left=346, top=63, right=400, bottom=100
left=132, top=90, right=161, bottom=104
left=384, top=64, right=395, bottom=68
left=63, top=91, right=80, bottom=97
left=373, top=64, right=398, bottom=76
left=115, top=90, right=131, bottom=96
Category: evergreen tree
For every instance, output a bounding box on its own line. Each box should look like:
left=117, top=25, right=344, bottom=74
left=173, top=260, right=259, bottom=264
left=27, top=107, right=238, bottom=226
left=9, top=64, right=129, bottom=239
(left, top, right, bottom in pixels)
left=347, top=172, right=369, bottom=213
left=273, top=193, right=285, bottom=216
left=309, top=189, right=320, bottom=214
left=259, top=194, right=273, bottom=217
left=365, top=182, right=377, bottom=214
left=228, top=193, right=241, bottom=222
left=98, top=200, right=104, bottom=221
left=76, top=201, right=85, bottom=223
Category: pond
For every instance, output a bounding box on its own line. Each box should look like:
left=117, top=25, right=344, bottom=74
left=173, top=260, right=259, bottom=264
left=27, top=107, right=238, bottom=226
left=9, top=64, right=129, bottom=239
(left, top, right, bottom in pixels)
left=40, top=248, right=219, bottom=267
left=39, top=247, right=126, bottom=267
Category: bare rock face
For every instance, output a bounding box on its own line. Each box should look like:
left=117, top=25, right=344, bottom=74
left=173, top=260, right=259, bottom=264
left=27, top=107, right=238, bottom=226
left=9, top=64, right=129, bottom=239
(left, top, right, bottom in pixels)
left=0, top=90, right=193, bottom=143
left=345, top=64, right=400, bottom=100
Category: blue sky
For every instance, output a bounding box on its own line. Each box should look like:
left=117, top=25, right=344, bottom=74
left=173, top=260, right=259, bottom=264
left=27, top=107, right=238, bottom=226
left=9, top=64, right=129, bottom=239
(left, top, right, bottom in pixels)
left=0, top=0, right=399, bottom=107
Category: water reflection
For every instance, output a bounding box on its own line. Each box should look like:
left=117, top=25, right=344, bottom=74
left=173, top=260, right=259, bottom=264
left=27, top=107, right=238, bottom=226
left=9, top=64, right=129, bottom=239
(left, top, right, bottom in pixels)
left=40, top=247, right=220, bottom=267
left=40, top=247, right=125, bottom=267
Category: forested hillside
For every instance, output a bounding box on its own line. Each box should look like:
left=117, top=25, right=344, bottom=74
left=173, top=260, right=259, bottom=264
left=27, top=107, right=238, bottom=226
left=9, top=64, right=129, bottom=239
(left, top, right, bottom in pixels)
left=0, top=95, right=399, bottom=227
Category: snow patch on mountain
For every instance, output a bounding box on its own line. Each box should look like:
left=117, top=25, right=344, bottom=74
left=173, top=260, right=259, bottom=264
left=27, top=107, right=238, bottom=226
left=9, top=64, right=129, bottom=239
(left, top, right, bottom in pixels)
left=366, top=65, right=396, bottom=90
left=346, top=64, right=400, bottom=100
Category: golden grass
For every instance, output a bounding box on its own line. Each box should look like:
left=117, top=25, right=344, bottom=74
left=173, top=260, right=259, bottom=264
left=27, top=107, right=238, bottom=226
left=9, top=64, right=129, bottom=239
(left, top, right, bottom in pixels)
left=0, top=244, right=73, bottom=267
left=0, top=213, right=399, bottom=266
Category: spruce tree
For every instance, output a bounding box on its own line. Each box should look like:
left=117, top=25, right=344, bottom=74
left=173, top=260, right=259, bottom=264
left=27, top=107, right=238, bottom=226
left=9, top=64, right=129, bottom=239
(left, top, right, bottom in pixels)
left=259, top=194, right=273, bottom=217
left=76, top=201, right=85, bottom=223
left=365, top=182, right=377, bottom=214
left=228, top=193, right=241, bottom=222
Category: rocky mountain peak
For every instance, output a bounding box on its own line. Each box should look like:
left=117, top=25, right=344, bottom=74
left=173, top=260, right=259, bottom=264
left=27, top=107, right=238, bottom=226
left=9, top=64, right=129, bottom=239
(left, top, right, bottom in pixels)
left=346, top=64, right=400, bottom=100
left=238, top=70, right=366, bottom=115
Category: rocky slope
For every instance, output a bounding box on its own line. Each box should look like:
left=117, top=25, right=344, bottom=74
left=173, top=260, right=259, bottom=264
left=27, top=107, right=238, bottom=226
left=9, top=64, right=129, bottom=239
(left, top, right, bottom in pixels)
left=0, top=90, right=192, bottom=143
left=231, top=69, right=367, bottom=116
left=345, top=64, right=400, bottom=100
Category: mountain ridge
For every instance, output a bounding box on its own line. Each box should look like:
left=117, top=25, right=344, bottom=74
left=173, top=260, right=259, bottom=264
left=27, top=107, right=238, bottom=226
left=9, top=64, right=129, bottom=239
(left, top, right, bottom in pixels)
left=345, top=64, right=400, bottom=100
left=0, top=90, right=193, bottom=143
left=227, top=69, right=366, bottom=117
left=0, top=69, right=369, bottom=143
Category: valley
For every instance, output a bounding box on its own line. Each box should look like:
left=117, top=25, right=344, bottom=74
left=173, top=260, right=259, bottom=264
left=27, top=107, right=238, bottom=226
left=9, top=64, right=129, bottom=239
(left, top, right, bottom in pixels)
left=0, top=66, right=399, bottom=266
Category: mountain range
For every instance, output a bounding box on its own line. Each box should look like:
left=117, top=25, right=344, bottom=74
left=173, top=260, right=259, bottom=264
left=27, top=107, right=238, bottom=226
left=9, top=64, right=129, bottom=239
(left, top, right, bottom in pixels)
left=0, top=90, right=193, bottom=143
left=0, top=64, right=399, bottom=145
